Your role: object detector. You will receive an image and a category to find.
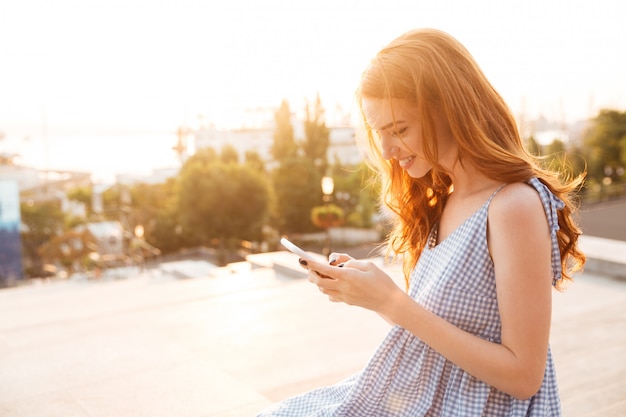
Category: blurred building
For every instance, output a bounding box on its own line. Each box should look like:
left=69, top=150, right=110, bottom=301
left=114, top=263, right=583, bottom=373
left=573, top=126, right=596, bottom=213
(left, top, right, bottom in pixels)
left=191, top=123, right=360, bottom=166
left=0, top=180, right=24, bottom=285
left=0, top=159, right=91, bottom=207
left=80, top=221, right=125, bottom=260
left=37, top=220, right=130, bottom=275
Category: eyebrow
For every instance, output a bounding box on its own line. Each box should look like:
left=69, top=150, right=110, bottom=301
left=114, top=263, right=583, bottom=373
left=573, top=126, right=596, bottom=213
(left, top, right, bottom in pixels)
left=377, top=120, right=406, bottom=132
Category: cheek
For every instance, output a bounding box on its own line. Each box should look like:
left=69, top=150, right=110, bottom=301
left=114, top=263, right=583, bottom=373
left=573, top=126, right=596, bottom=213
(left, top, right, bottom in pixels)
left=403, top=132, right=425, bottom=157
left=436, top=134, right=458, bottom=162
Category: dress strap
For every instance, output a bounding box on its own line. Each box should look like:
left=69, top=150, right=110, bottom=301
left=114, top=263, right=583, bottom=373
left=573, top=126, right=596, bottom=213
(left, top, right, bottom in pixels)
left=485, top=183, right=508, bottom=205
left=528, top=177, right=565, bottom=286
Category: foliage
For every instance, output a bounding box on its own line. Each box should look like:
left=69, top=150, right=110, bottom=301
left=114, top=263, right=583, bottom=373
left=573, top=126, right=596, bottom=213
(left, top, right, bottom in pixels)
left=328, top=162, right=379, bottom=228
left=303, top=93, right=330, bottom=175
left=525, top=136, right=585, bottom=187
left=177, top=150, right=271, bottom=252
left=268, top=96, right=363, bottom=233
left=20, top=103, right=626, bottom=274
left=544, top=139, right=566, bottom=155
left=38, top=229, right=98, bottom=274
left=20, top=200, right=66, bottom=277
left=311, top=204, right=344, bottom=229
left=129, top=178, right=184, bottom=254
left=244, top=150, right=266, bottom=173
left=582, top=109, right=626, bottom=185
left=151, top=194, right=187, bottom=254
left=17, top=96, right=518, bottom=271
left=271, top=156, right=322, bottom=233
left=66, top=186, right=93, bottom=216
left=269, top=99, right=324, bottom=233
left=271, top=99, right=298, bottom=161
left=525, top=136, right=541, bottom=156
left=221, top=144, right=239, bottom=164
left=540, top=139, right=573, bottom=176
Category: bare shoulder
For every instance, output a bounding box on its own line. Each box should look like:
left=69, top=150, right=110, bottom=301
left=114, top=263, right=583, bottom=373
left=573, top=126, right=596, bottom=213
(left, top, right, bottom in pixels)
left=488, top=182, right=548, bottom=231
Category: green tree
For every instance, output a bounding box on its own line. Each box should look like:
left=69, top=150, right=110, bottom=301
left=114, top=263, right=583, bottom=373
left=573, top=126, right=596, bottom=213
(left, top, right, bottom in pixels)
left=20, top=200, right=66, bottom=277
left=272, top=157, right=321, bottom=233
left=67, top=186, right=93, bottom=217
left=141, top=177, right=190, bottom=255
left=566, top=144, right=587, bottom=181
left=101, top=185, right=133, bottom=221
left=544, top=139, right=565, bottom=170
left=271, top=99, right=298, bottom=161
left=130, top=179, right=185, bottom=253
left=544, top=139, right=566, bottom=156
left=303, top=94, right=330, bottom=175
left=330, top=162, right=378, bottom=228
left=177, top=152, right=270, bottom=262
left=525, top=135, right=541, bottom=156
left=582, top=109, right=626, bottom=185
left=221, top=144, right=239, bottom=164
left=244, top=150, right=266, bottom=173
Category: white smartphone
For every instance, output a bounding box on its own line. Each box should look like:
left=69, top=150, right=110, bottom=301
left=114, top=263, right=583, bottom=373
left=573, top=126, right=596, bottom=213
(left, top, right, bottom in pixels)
left=280, top=237, right=311, bottom=259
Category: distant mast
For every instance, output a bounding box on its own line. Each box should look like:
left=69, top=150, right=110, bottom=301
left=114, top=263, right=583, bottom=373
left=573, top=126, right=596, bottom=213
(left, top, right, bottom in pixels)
left=173, top=125, right=194, bottom=165
left=41, top=103, right=49, bottom=170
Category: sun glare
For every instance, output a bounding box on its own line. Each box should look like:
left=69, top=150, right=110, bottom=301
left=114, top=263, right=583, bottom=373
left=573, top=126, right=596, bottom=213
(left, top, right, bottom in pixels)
left=1, top=0, right=625, bottom=181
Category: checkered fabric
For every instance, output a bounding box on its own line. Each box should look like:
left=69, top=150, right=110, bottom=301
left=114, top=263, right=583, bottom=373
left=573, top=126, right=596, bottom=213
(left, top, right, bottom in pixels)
left=256, top=178, right=563, bottom=416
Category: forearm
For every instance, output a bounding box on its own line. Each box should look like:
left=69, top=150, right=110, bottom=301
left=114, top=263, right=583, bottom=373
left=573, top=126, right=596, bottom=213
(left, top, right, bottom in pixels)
left=382, top=290, right=545, bottom=400
left=377, top=311, right=396, bottom=326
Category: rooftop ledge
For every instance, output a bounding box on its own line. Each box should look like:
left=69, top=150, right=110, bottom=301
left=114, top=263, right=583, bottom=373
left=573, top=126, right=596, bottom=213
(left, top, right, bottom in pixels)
left=579, top=235, right=626, bottom=280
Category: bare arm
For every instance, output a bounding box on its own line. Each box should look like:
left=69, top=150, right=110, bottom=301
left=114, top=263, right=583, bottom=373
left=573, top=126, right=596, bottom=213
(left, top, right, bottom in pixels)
left=307, top=184, right=553, bottom=399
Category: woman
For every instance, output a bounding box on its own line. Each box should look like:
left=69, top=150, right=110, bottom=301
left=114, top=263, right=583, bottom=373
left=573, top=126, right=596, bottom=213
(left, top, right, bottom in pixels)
left=257, top=28, right=585, bottom=416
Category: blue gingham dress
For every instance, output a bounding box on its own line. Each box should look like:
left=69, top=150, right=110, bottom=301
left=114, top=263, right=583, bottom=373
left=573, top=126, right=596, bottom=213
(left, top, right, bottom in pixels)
left=257, top=178, right=563, bottom=416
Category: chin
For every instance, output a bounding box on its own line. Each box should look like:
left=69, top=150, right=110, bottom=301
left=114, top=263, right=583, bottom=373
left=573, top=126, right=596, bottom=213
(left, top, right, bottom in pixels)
left=406, top=165, right=432, bottom=179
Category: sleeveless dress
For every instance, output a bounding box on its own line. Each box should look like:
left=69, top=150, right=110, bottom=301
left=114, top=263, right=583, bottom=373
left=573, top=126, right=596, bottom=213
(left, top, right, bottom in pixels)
left=256, top=178, right=564, bottom=416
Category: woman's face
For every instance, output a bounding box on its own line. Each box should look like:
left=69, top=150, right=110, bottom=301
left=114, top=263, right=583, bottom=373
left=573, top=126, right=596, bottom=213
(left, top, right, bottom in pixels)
left=361, top=98, right=456, bottom=178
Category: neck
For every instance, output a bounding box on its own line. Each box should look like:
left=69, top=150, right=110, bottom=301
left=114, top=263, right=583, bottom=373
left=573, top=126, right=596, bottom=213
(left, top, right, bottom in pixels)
left=447, top=161, right=499, bottom=198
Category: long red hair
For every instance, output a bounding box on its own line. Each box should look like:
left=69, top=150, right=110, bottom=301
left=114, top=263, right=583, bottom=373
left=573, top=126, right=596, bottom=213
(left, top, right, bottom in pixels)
left=356, top=28, right=585, bottom=289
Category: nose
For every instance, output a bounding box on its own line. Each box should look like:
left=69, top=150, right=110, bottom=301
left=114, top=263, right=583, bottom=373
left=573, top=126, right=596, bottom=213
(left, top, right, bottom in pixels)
left=381, top=136, right=400, bottom=160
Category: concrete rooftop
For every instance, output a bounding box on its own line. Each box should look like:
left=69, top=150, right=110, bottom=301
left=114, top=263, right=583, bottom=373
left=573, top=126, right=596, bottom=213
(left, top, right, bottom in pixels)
left=0, top=246, right=625, bottom=417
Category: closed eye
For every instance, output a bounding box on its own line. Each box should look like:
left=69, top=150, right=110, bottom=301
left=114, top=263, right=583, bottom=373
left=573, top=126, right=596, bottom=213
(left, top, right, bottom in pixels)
left=391, top=127, right=408, bottom=138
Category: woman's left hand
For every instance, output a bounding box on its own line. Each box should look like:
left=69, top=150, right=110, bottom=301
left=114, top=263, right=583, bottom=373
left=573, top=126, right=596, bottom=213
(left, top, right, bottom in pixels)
left=303, top=257, right=403, bottom=314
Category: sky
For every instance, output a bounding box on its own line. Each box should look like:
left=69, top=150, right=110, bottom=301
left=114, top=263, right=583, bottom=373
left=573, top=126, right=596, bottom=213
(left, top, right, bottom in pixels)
left=1, top=0, right=625, bottom=181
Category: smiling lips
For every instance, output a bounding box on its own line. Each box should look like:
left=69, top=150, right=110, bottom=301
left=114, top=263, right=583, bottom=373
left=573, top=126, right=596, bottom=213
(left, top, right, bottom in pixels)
left=398, top=155, right=415, bottom=168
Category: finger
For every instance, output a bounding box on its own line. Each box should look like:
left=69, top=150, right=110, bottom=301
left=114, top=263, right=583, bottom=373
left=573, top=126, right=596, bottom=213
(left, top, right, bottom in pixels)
left=328, top=253, right=353, bottom=265
left=301, top=259, right=330, bottom=279
left=308, top=271, right=334, bottom=288
left=311, top=275, right=340, bottom=296
left=298, top=258, right=309, bottom=269
left=306, top=260, right=341, bottom=280
left=340, top=259, right=375, bottom=272
left=308, top=269, right=324, bottom=283
left=318, top=286, right=341, bottom=302
left=321, top=288, right=342, bottom=303
left=327, top=293, right=341, bottom=303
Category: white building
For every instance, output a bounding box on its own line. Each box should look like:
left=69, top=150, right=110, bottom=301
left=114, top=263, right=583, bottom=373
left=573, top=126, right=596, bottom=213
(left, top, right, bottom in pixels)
left=192, top=123, right=361, bottom=166
left=0, top=162, right=92, bottom=207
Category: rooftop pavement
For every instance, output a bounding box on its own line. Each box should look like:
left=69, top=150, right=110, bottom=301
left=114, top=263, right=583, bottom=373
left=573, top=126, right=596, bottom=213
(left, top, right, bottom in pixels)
left=0, top=241, right=625, bottom=417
